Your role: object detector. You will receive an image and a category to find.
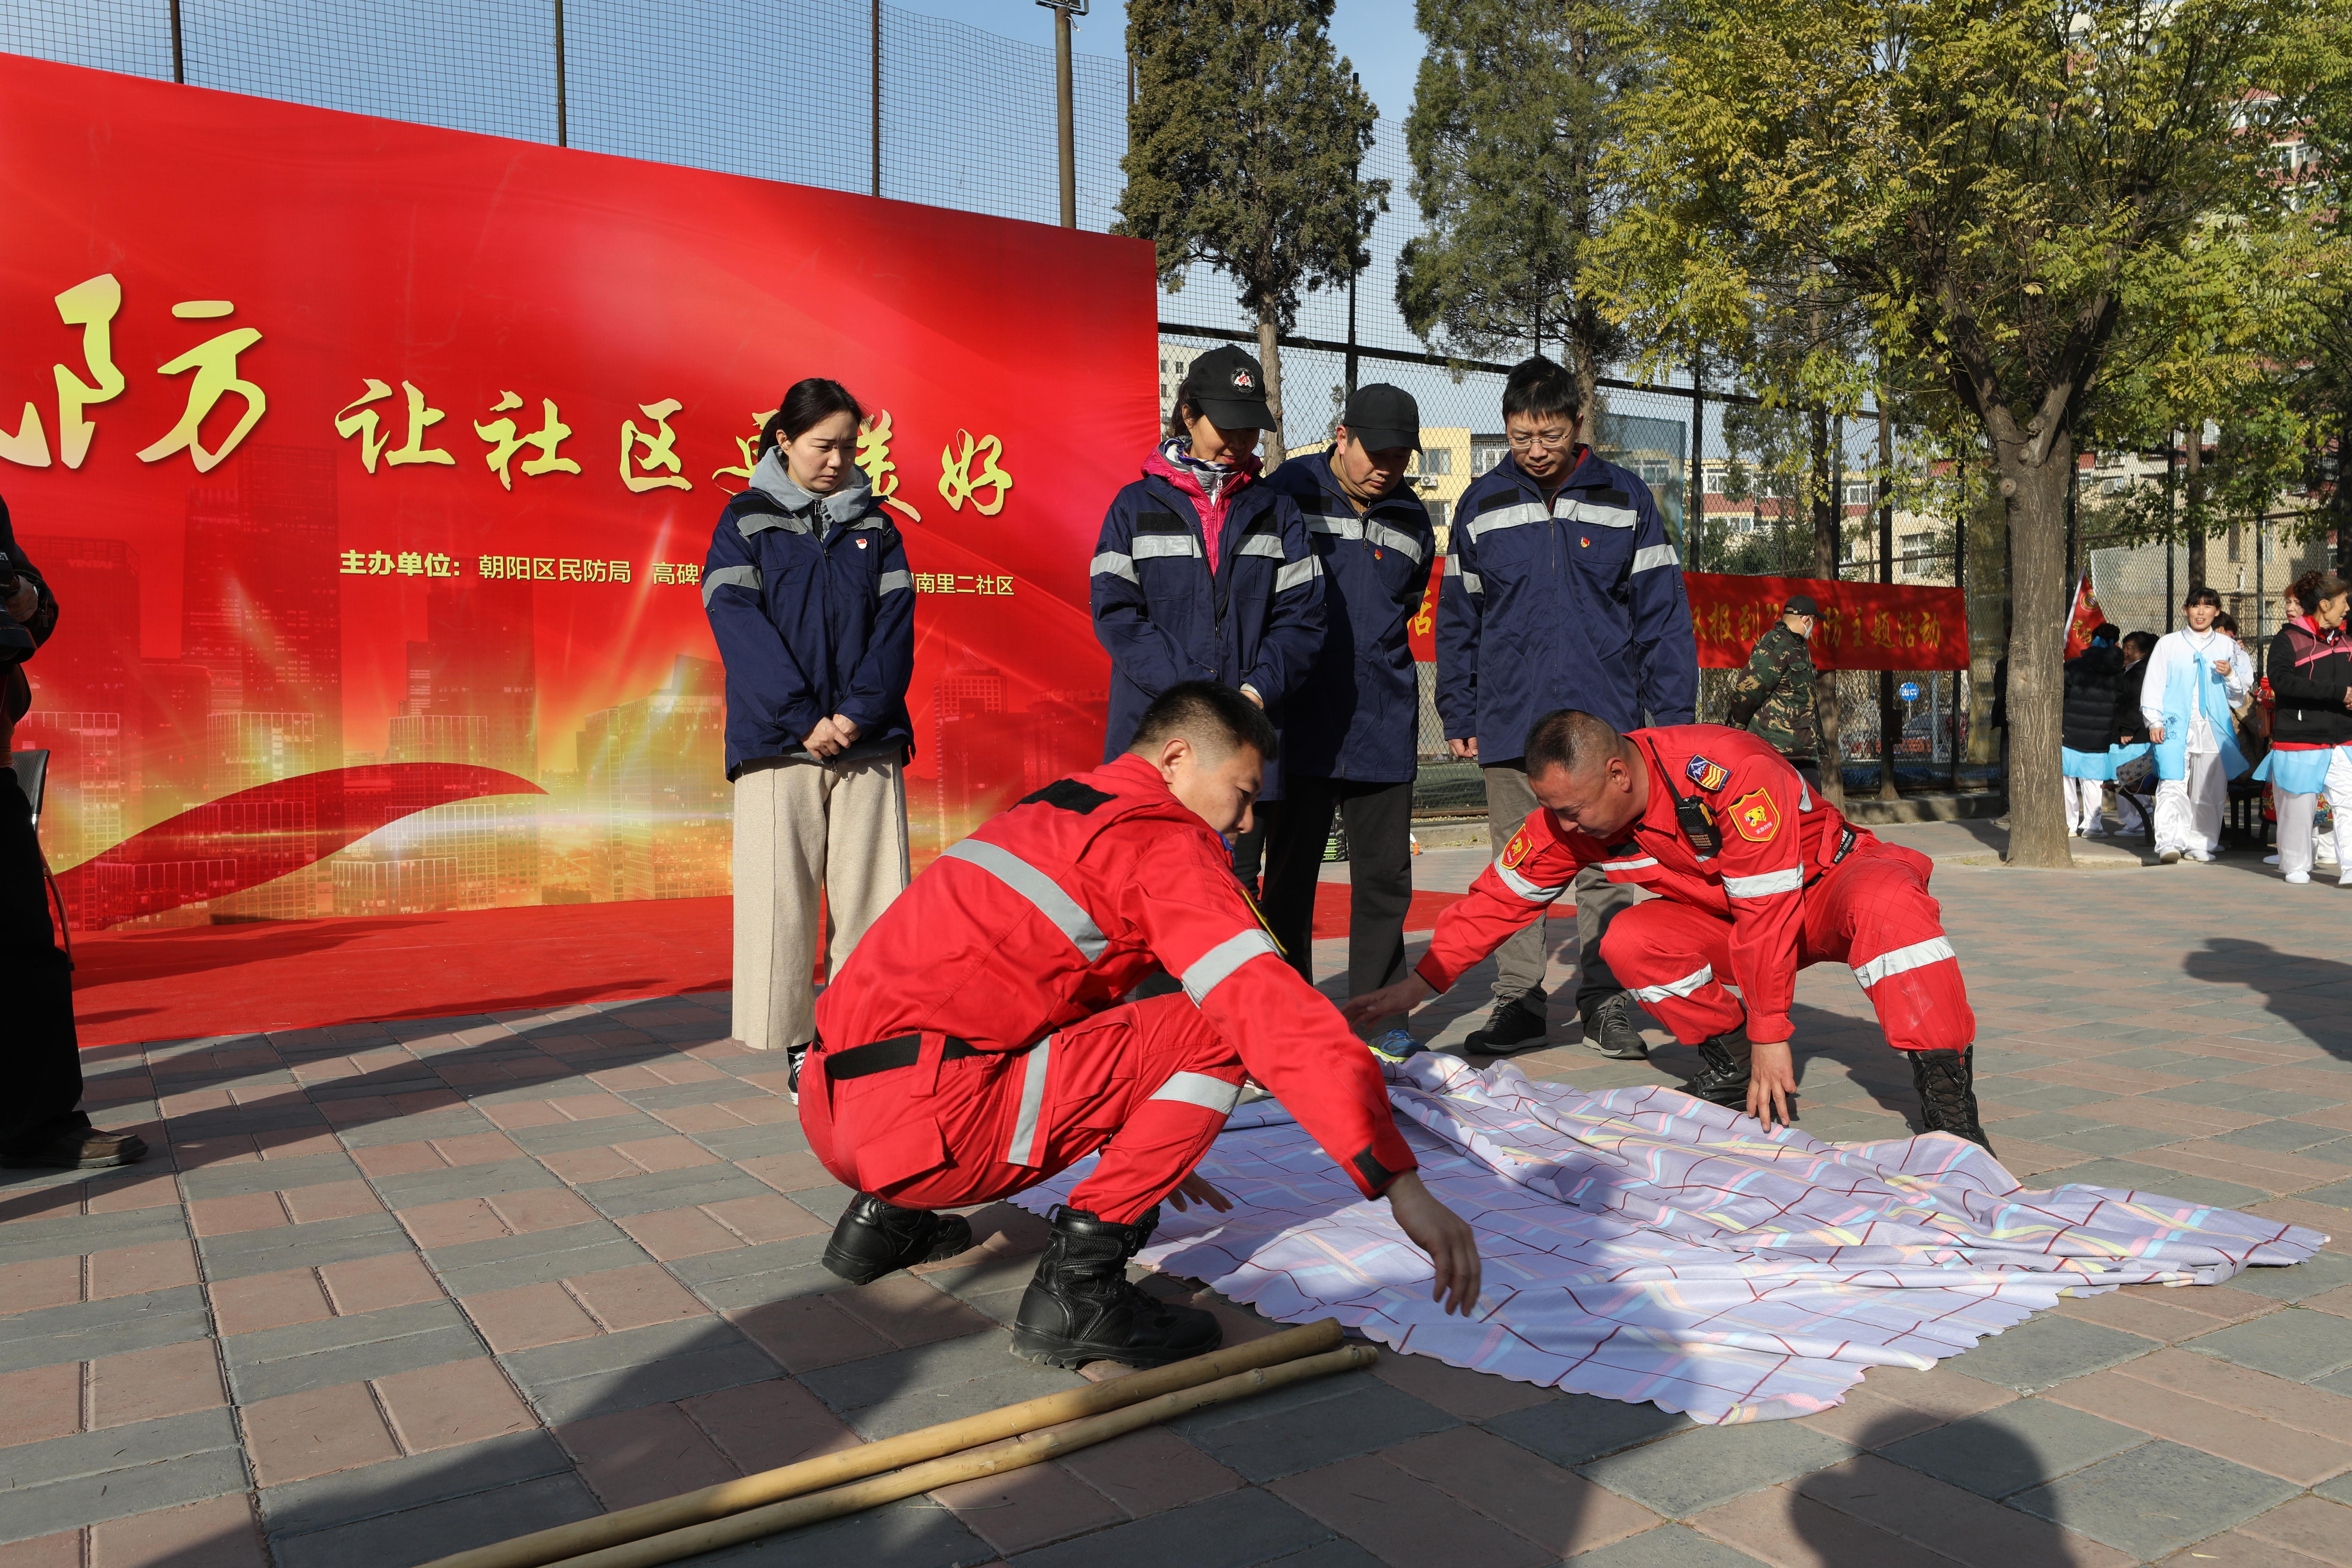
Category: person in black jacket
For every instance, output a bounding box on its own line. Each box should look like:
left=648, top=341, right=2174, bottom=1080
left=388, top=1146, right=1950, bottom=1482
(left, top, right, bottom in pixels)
left=2108, top=631, right=2158, bottom=840
left=1, top=497, right=147, bottom=1169
left=2257, top=572, right=2352, bottom=884
left=2061, top=624, right=2126, bottom=835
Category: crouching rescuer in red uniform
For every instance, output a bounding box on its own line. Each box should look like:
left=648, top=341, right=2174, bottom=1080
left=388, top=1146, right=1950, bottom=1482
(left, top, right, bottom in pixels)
left=1346, top=710, right=1989, bottom=1148
left=803, top=681, right=1482, bottom=1370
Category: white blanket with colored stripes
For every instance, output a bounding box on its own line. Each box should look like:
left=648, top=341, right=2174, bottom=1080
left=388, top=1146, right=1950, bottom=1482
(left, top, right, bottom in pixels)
left=1012, top=1054, right=2326, bottom=1424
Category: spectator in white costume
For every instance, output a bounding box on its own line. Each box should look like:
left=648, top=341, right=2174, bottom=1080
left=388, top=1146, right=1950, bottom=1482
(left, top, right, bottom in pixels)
left=2141, top=586, right=2252, bottom=863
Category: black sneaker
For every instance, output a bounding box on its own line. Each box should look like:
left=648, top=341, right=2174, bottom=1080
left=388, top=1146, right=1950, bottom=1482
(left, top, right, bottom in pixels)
left=1466, top=994, right=1548, bottom=1054
left=0, top=1129, right=148, bottom=1170
left=1676, top=1030, right=1753, bottom=1110
left=820, top=1194, right=974, bottom=1284
left=786, top=1043, right=808, bottom=1105
left=1011, top=1205, right=1221, bottom=1370
left=1580, top=993, right=1648, bottom=1060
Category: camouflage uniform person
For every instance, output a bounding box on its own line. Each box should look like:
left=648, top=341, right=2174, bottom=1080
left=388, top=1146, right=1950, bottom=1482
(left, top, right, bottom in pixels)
left=1725, top=593, right=1824, bottom=791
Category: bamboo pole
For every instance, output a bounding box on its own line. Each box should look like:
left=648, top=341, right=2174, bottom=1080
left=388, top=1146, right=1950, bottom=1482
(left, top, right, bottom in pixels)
left=550, top=1345, right=1379, bottom=1568
left=421, top=1318, right=1347, bottom=1568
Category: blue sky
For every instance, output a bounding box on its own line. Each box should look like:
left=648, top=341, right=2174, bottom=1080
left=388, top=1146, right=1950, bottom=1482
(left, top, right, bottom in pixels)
left=889, top=0, right=1428, bottom=122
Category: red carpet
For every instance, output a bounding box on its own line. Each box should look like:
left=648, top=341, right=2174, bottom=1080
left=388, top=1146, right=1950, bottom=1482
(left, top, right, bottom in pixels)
left=72, top=881, right=1561, bottom=1048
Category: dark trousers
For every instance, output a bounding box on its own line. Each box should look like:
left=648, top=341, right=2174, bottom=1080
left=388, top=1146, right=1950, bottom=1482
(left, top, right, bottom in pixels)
left=1, top=770, right=85, bottom=1154
left=1257, top=777, right=1415, bottom=1006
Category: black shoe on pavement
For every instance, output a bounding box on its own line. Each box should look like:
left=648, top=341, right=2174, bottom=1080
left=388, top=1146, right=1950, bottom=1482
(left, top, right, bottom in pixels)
left=820, top=1194, right=973, bottom=1285
left=1676, top=1031, right=1753, bottom=1110
left=786, top=1043, right=808, bottom=1105
left=1909, top=1046, right=1993, bottom=1152
left=1580, top=992, right=1648, bottom=1060
left=1011, top=1204, right=1223, bottom=1370
left=1, top=1130, right=148, bottom=1170
left=1466, top=993, right=1548, bottom=1055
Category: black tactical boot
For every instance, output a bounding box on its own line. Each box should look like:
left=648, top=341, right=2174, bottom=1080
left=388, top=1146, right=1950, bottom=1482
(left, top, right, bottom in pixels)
left=820, top=1194, right=973, bottom=1285
left=1676, top=1030, right=1752, bottom=1110
left=1580, top=992, right=1649, bottom=1060
left=1910, top=1047, right=1993, bottom=1152
left=1466, top=993, right=1548, bottom=1054
left=1011, top=1205, right=1222, bottom=1370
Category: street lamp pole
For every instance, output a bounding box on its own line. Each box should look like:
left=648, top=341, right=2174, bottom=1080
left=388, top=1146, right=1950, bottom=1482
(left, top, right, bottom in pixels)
left=1039, top=0, right=1088, bottom=228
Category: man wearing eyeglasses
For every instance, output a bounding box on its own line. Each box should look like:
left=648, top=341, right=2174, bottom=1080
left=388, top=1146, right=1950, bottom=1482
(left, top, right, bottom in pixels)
left=1436, top=356, right=1696, bottom=1058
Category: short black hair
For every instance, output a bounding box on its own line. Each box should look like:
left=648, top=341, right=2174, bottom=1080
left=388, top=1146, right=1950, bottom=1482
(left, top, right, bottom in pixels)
left=2090, top=623, right=2119, bottom=645
left=1502, top=355, right=1581, bottom=423
left=2122, top=630, right=2158, bottom=657
left=1523, top=708, right=1623, bottom=780
left=2183, top=586, right=2222, bottom=609
left=760, top=378, right=867, bottom=457
left=1130, top=680, right=1278, bottom=763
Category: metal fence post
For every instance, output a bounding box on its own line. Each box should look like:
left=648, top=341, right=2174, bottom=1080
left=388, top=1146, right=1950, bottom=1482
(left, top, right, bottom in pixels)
left=169, top=0, right=184, bottom=83
left=553, top=0, right=567, bottom=147
left=870, top=0, right=882, bottom=199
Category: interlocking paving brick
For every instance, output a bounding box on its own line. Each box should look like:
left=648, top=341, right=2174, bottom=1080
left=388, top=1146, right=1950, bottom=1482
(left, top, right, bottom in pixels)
left=2219, top=1120, right=2352, bottom=1156
left=223, top=1300, right=484, bottom=1402
left=1792, top=1451, right=2135, bottom=1568
left=1379, top=1424, right=1662, bottom=1557
left=270, top=1471, right=601, bottom=1568
left=0, top=1408, right=246, bottom=1542
left=1940, top=1310, right=2157, bottom=1392
left=1576, top=1420, right=1854, bottom=1520
left=197, top=1212, right=413, bottom=1283
left=240, top=1381, right=400, bottom=1486
left=87, top=1338, right=230, bottom=1429
left=373, top=1358, right=536, bottom=1453
left=1161, top=1371, right=1458, bottom=1484
left=368, top=1156, right=566, bottom=1213
left=2188, top=1307, right=2352, bottom=1381
left=1877, top=1393, right=2146, bottom=1498
left=670, top=1233, right=835, bottom=1309
left=933, top=1458, right=1132, bottom=1558
left=2231, top=1251, right=2352, bottom=1301
left=0, top=1206, right=189, bottom=1267
left=1008, top=1487, right=1335, bottom=1568
left=85, top=1493, right=269, bottom=1568
left=1546, top=1522, right=1762, bottom=1567
left=177, top=1152, right=364, bottom=1201
left=2044, top=1366, right=2352, bottom=1483
left=1692, top=1485, right=1952, bottom=1568
left=572, top=1163, right=776, bottom=1219
left=424, top=1220, right=654, bottom=1297
left=0, top=1286, right=213, bottom=1373
left=1271, top=1453, right=1554, bottom=1568
left=331, top=1107, right=495, bottom=1149
left=257, top=1430, right=569, bottom=1539
left=1484, top=1391, right=1695, bottom=1468
left=499, top=1315, right=778, bottom=1424
left=504, top=1113, right=673, bottom=1156
left=2232, top=1494, right=2352, bottom=1566
left=2009, top=1438, right=2300, bottom=1560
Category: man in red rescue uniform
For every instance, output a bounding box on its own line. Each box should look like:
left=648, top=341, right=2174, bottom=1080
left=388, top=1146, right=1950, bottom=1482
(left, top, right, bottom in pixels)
left=1347, top=709, right=1989, bottom=1147
left=804, top=681, right=1481, bottom=1371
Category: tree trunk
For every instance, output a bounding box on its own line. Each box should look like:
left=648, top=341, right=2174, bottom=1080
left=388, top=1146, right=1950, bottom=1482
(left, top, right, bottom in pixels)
left=1990, top=426, right=2075, bottom=869
left=2185, top=424, right=2206, bottom=591
left=1255, top=313, right=1284, bottom=472
left=1809, top=406, right=1844, bottom=811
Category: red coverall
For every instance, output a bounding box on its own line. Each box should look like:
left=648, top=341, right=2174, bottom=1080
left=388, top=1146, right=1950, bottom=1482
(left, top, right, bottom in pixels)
left=1415, top=726, right=1973, bottom=1055
left=806, top=752, right=1417, bottom=1226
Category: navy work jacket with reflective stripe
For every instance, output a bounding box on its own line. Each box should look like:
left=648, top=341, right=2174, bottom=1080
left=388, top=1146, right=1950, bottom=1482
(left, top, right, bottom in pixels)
left=1087, top=469, right=1323, bottom=784
left=1436, top=448, right=1697, bottom=760
left=1259, top=451, right=1435, bottom=783
left=702, top=486, right=915, bottom=780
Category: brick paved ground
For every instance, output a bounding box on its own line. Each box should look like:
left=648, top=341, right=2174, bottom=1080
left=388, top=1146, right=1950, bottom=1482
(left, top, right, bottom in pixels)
left=8, top=827, right=2352, bottom=1567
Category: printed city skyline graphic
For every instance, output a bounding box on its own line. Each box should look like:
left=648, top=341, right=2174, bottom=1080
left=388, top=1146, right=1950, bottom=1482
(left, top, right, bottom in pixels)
left=2, top=55, right=1151, bottom=933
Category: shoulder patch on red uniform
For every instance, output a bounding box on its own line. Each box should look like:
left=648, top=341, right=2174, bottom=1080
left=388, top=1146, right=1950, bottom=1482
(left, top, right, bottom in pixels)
left=1501, top=827, right=1534, bottom=869
left=1729, top=788, right=1781, bottom=842
left=1685, top=755, right=1729, bottom=792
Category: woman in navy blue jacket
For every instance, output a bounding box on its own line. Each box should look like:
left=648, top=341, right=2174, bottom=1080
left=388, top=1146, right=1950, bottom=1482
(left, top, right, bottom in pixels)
left=704, top=380, right=914, bottom=1079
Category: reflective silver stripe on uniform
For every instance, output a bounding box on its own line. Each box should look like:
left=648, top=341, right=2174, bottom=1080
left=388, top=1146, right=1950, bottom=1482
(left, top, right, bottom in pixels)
left=1149, top=1071, right=1242, bottom=1116
left=1721, top=866, right=1804, bottom=898
left=1366, top=522, right=1425, bottom=562
left=1576, top=501, right=1640, bottom=530
left=939, top=840, right=1108, bottom=960
left=1132, top=535, right=1202, bottom=560
left=1307, top=516, right=1364, bottom=539
left=1631, top=964, right=1714, bottom=1003
left=876, top=569, right=913, bottom=595
left=1851, top=936, right=1957, bottom=990
left=1799, top=780, right=1812, bottom=811
left=1004, top=1035, right=1054, bottom=1166
left=1090, top=551, right=1138, bottom=582
left=1496, top=860, right=1568, bottom=904
left=1239, top=534, right=1286, bottom=559
left=1466, top=500, right=1548, bottom=543
left=1631, top=544, right=1679, bottom=573
left=701, top=564, right=762, bottom=607
left=1599, top=855, right=1658, bottom=872
left=1181, top=928, right=1282, bottom=1004
left=1461, top=571, right=1483, bottom=594
left=1274, top=556, right=1323, bottom=592
left=738, top=514, right=812, bottom=536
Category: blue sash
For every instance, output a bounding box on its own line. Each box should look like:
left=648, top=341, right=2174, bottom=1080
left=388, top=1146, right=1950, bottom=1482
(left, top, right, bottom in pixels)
left=2152, top=638, right=2247, bottom=782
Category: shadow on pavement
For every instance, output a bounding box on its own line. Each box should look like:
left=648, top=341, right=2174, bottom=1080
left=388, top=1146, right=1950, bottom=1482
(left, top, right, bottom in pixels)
left=2183, top=936, right=2352, bottom=1062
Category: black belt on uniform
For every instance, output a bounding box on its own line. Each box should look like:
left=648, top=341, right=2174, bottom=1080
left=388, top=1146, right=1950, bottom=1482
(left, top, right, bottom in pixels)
left=1804, top=826, right=1860, bottom=889
left=821, top=1032, right=984, bottom=1081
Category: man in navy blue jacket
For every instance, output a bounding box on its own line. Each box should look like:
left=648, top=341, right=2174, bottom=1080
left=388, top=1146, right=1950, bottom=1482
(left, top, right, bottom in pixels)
left=1438, top=356, right=1697, bottom=1056
left=1257, top=385, right=1435, bottom=1062
left=1090, top=345, right=1323, bottom=797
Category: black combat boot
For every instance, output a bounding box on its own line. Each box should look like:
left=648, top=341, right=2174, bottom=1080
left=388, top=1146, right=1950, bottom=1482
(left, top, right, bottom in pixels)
left=1580, top=992, right=1649, bottom=1060
left=1910, top=1047, right=1993, bottom=1152
left=1011, top=1205, right=1222, bottom=1370
left=1676, top=1030, right=1752, bottom=1109
left=820, top=1194, right=973, bottom=1285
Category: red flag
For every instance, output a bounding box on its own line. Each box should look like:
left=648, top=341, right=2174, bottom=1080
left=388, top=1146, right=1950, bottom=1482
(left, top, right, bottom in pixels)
left=2063, top=575, right=2104, bottom=659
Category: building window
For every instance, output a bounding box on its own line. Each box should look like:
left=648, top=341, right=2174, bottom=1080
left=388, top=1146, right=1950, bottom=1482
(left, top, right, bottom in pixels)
left=1417, top=448, right=1451, bottom=476
left=1426, top=499, right=1449, bottom=530
left=1704, top=470, right=1728, bottom=494
left=1471, top=441, right=1506, bottom=475
left=1844, top=482, right=1875, bottom=507
left=1899, top=532, right=1934, bottom=575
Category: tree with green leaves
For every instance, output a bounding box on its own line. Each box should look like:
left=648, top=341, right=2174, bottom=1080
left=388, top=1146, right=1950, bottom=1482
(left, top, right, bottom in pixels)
left=1592, top=0, right=2348, bottom=867
left=1395, top=0, right=1642, bottom=412
left=1120, top=0, right=1385, bottom=455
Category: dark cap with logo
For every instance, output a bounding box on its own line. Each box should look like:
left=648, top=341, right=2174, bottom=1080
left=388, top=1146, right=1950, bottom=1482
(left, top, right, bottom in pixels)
left=1180, top=345, right=1278, bottom=432
left=1338, top=383, right=1422, bottom=453
left=1783, top=593, right=1821, bottom=617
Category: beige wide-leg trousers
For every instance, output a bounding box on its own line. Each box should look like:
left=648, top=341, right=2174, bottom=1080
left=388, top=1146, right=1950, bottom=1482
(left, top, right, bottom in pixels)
left=731, top=756, right=910, bottom=1052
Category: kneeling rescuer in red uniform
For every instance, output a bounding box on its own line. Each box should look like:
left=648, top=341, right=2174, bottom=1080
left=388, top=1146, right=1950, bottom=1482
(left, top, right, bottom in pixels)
left=805, top=681, right=1481, bottom=1370
left=1348, top=709, right=1988, bottom=1147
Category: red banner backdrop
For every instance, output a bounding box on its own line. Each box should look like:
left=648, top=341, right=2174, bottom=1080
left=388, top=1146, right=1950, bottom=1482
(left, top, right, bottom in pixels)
left=0, top=55, right=1154, bottom=933
left=1686, top=573, right=1968, bottom=671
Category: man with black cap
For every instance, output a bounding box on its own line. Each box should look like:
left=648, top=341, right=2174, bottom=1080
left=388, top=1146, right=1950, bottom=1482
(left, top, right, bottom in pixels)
left=1726, top=594, right=1826, bottom=791
left=1257, top=385, right=1437, bottom=1064
left=1091, top=345, right=1323, bottom=836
